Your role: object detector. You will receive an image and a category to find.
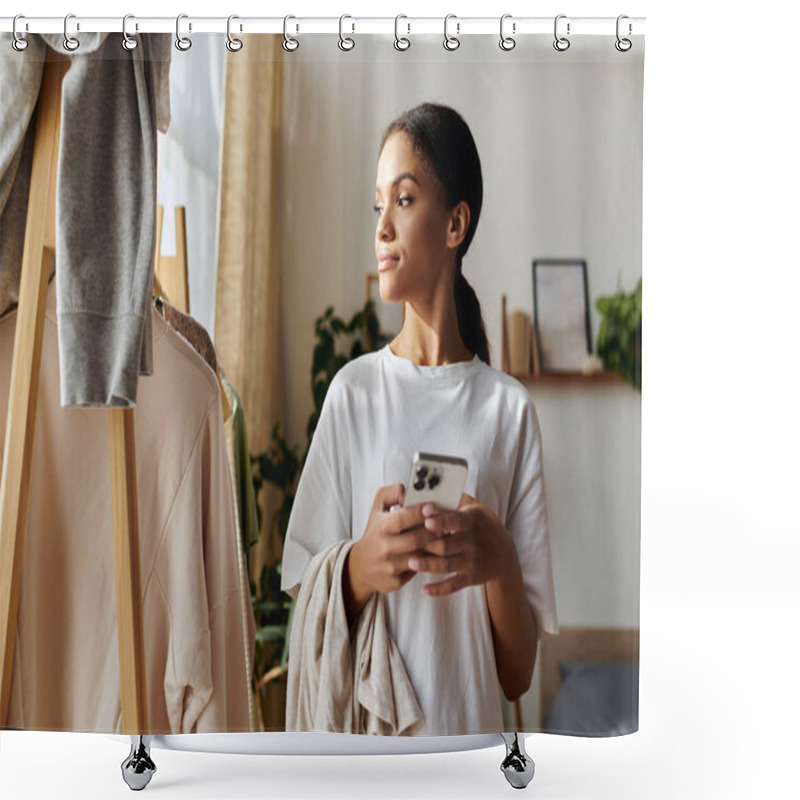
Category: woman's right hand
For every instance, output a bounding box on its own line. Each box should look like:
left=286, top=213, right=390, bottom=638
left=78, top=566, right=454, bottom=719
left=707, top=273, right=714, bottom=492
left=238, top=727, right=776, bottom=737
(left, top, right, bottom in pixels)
left=343, top=483, right=442, bottom=619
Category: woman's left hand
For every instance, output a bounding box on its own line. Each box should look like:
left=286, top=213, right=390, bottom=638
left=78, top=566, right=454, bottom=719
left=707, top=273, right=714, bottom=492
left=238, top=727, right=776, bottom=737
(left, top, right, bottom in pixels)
left=407, top=493, right=514, bottom=596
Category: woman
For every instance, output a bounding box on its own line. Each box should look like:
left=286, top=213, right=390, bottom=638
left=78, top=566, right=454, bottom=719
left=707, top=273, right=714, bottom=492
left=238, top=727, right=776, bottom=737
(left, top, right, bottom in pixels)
left=282, top=103, right=557, bottom=736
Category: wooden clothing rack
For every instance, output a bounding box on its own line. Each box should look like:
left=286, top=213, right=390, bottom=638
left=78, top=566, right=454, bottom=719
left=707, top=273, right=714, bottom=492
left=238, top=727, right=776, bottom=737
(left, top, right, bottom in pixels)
left=0, top=56, right=148, bottom=734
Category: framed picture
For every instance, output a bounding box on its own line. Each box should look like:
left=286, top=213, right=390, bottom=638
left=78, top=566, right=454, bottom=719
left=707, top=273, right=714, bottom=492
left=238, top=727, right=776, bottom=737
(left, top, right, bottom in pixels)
left=365, top=273, right=404, bottom=350
left=532, top=259, right=592, bottom=373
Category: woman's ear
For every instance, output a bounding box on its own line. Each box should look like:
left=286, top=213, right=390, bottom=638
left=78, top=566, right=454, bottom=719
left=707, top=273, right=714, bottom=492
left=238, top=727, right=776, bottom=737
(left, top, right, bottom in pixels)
left=446, top=201, right=470, bottom=249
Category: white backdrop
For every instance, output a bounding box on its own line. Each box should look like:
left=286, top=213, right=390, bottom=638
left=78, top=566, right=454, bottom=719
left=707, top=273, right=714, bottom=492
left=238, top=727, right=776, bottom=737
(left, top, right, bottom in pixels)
left=2, top=2, right=799, bottom=800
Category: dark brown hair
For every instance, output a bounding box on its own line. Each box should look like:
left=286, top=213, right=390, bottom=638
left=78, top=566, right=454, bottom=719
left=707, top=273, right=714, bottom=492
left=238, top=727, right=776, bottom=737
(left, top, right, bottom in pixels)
left=380, top=103, right=491, bottom=365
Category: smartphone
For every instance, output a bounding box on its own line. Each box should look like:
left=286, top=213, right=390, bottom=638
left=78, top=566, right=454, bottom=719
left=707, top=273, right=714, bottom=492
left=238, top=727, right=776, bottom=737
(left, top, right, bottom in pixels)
left=401, top=452, right=469, bottom=511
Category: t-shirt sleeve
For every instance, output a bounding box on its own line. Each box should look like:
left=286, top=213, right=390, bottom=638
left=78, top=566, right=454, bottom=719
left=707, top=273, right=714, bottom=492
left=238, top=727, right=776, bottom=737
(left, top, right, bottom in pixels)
left=281, top=375, right=352, bottom=600
left=505, top=394, right=559, bottom=638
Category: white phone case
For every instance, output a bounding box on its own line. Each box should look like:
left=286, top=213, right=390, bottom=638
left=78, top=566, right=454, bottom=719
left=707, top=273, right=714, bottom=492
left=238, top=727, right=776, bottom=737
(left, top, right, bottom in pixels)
left=402, top=452, right=469, bottom=511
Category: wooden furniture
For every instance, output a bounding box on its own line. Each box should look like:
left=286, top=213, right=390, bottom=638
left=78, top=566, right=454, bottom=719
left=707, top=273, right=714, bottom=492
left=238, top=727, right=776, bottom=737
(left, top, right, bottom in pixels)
left=154, top=206, right=190, bottom=315
left=0, top=56, right=148, bottom=734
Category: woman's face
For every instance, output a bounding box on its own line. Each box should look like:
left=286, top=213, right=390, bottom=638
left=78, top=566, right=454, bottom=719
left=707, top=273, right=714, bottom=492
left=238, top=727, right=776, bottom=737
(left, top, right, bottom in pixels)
left=374, top=132, right=458, bottom=305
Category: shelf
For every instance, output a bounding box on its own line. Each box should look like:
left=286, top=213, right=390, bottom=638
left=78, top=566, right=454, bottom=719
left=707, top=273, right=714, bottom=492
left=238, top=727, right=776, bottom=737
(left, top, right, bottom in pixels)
left=501, top=293, right=625, bottom=387
left=508, top=371, right=624, bottom=386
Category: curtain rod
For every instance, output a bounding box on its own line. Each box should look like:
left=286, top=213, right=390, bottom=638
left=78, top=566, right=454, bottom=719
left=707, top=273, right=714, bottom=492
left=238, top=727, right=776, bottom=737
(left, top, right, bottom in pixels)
left=1, top=16, right=646, bottom=37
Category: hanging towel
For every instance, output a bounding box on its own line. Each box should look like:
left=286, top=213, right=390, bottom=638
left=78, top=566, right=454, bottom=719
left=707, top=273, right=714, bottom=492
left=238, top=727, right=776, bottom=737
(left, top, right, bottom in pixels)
left=286, top=540, right=424, bottom=736
left=0, top=32, right=171, bottom=407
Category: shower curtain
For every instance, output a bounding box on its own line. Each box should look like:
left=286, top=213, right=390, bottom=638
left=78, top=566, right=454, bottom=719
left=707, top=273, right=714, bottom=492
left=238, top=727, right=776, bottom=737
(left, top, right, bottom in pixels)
left=0, top=23, right=643, bottom=740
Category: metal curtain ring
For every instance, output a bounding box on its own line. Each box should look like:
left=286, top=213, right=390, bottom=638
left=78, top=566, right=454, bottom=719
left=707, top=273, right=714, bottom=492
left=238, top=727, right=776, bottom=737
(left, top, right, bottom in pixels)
left=553, top=14, right=570, bottom=51
left=175, top=14, right=192, bottom=51
left=121, top=14, right=138, bottom=51
left=499, top=14, right=515, bottom=51
left=394, top=14, right=410, bottom=51
left=227, top=15, right=243, bottom=52
left=63, top=13, right=80, bottom=51
left=615, top=14, right=632, bottom=52
left=443, top=14, right=460, bottom=51
left=338, top=14, right=355, bottom=51
left=283, top=15, right=299, bottom=52
left=12, top=14, right=29, bottom=51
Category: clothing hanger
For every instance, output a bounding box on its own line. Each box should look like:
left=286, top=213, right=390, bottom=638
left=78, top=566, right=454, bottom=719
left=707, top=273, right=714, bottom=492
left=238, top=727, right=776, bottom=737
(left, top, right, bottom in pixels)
left=154, top=204, right=233, bottom=420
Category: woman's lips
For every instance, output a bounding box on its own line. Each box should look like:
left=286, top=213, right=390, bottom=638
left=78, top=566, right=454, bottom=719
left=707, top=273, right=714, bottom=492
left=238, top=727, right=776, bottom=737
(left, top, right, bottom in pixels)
left=378, top=253, right=399, bottom=272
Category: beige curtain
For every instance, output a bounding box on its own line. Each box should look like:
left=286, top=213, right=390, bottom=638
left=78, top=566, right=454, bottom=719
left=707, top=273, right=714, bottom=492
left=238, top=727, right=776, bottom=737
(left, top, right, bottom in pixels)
left=215, top=35, right=284, bottom=581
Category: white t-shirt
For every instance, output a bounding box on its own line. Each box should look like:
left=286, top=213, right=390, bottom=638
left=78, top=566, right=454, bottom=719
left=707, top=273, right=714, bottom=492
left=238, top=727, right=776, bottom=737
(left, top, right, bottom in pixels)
left=281, top=344, right=558, bottom=735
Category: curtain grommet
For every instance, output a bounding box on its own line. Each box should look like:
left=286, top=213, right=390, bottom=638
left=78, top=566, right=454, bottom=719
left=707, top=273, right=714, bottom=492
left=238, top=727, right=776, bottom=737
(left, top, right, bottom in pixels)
left=63, top=13, right=80, bottom=52
left=553, top=14, right=570, bottom=52
left=443, top=14, right=460, bottom=51
left=226, top=15, right=243, bottom=52
left=615, top=15, right=632, bottom=51
left=338, top=14, right=355, bottom=51
left=121, top=14, right=138, bottom=51
left=12, top=14, right=29, bottom=51
left=394, top=14, right=410, bottom=51
left=175, top=13, right=192, bottom=51
left=283, top=15, right=299, bottom=52
left=499, top=14, right=516, bottom=51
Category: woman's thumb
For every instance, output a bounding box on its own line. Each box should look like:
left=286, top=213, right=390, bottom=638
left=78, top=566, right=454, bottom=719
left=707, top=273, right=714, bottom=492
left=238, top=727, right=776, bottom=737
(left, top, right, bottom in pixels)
left=378, top=482, right=405, bottom=511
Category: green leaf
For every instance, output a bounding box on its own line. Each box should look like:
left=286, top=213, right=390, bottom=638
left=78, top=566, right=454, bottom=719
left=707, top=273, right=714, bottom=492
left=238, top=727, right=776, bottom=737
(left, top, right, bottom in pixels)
left=594, top=277, right=642, bottom=392
left=348, top=310, right=365, bottom=331
left=255, top=625, right=287, bottom=644
left=253, top=600, right=285, bottom=615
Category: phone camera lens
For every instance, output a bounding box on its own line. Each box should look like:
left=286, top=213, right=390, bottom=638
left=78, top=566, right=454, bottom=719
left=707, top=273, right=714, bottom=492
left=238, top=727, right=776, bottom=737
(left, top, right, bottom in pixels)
left=427, top=475, right=440, bottom=489
left=414, top=480, right=426, bottom=491
left=416, top=466, right=429, bottom=480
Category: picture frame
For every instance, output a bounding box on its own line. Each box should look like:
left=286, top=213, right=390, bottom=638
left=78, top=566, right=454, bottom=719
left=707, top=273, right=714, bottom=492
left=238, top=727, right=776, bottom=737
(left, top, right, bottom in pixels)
left=532, top=259, right=592, bottom=373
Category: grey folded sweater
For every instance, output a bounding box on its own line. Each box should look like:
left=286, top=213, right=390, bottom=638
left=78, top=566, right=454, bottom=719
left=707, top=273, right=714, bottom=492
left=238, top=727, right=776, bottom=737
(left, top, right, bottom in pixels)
left=0, top=32, right=171, bottom=407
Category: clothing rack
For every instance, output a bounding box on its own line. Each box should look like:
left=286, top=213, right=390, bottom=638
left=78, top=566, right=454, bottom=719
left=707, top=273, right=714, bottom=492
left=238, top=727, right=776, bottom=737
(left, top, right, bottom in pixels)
left=0, top=54, right=149, bottom=735
left=154, top=206, right=190, bottom=315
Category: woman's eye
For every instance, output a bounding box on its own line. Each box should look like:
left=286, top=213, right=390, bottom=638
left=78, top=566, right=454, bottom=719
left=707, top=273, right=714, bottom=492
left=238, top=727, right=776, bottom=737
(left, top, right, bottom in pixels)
left=398, top=196, right=412, bottom=207
left=373, top=204, right=383, bottom=216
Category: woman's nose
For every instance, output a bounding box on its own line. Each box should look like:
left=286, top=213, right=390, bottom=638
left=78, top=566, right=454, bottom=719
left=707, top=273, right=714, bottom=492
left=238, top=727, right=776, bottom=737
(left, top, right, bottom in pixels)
left=377, top=210, right=394, bottom=241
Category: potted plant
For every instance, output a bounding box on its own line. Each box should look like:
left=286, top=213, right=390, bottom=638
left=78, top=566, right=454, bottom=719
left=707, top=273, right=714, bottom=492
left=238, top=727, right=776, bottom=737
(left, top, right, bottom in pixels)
left=595, top=277, right=642, bottom=391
